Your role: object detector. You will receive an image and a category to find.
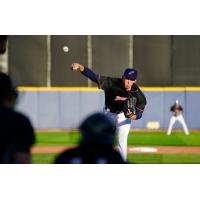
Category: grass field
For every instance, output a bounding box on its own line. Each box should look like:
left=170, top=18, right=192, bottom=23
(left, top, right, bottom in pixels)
left=32, top=153, right=200, bottom=164
left=32, top=131, right=200, bottom=164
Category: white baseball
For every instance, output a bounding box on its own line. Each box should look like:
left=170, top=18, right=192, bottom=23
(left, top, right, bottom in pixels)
left=63, top=46, right=69, bottom=52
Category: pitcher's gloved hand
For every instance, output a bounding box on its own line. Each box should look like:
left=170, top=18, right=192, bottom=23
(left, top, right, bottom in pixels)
left=124, top=107, right=136, bottom=118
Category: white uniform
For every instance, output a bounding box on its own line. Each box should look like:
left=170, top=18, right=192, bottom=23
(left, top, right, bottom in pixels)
left=104, top=107, right=131, bottom=161
left=167, top=101, right=189, bottom=135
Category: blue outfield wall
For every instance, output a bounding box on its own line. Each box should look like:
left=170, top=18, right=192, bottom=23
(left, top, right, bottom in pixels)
left=15, top=87, right=200, bottom=130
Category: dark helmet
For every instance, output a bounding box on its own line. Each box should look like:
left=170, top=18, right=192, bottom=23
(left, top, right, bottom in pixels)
left=0, top=72, right=17, bottom=101
left=79, top=112, right=116, bottom=145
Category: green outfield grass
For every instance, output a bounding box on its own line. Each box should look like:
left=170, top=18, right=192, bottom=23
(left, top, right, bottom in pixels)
left=35, top=132, right=80, bottom=146
left=33, top=131, right=200, bottom=164
left=128, top=154, right=200, bottom=164
left=128, top=132, right=200, bottom=146
left=32, top=154, right=57, bottom=164
left=35, top=131, right=200, bottom=146
left=32, top=153, right=200, bottom=164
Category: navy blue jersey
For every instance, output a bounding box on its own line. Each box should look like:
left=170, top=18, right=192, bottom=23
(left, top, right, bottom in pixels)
left=170, top=104, right=183, bottom=112
left=81, top=67, right=147, bottom=119
left=98, top=76, right=146, bottom=115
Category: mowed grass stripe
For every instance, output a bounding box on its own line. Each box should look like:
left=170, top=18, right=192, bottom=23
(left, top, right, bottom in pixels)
left=32, top=153, right=200, bottom=164
left=35, top=132, right=200, bottom=146
left=128, top=154, right=200, bottom=164
left=35, top=132, right=80, bottom=146
left=128, top=132, right=191, bottom=146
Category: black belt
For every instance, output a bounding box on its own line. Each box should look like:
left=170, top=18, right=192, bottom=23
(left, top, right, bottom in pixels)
left=105, top=106, right=123, bottom=114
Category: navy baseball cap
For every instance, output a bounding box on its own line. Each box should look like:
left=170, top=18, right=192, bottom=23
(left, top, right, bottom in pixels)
left=123, top=68, right=138, bottom=80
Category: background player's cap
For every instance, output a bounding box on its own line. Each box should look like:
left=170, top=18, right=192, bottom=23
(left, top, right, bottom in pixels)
left=123, top=68, right=138, bottom=80
left=79, top=112, right=116, bottom=145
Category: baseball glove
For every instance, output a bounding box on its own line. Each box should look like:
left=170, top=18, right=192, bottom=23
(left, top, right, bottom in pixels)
left=123, top=97, right=136, bottom=118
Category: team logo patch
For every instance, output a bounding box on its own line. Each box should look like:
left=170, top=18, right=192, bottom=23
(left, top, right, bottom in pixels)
left=114, top=96, right=128, bottom=101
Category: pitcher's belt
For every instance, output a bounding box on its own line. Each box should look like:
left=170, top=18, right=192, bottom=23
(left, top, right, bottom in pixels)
left=105, top=106, right=123, bottom=114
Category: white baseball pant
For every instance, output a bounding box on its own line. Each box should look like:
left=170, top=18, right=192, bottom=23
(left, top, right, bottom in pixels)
left=167, top=114, right=189, bottom=135
left=103, top=107, right=131, bottom=161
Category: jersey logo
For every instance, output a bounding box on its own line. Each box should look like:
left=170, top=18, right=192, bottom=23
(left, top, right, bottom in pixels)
left=114, top=96, right=128, bottom=101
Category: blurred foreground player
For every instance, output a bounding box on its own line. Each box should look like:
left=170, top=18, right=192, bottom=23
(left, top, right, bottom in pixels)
left=0, top=35, right=7, bottom=54
left=167, top=100, right=189, bottom=135
left=0, top=72, right=35, bottom=163
left=55, top=113, right=126, bottom=164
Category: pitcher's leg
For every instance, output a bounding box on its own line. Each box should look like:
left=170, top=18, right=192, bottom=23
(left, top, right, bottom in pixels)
left=117, top=123, right=131, bottom=161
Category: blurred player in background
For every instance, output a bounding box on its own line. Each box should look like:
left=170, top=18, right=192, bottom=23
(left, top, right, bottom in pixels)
left=55, top=112, right=125, bottom=164
left=167, top=100, right=189, bottom=135
left=70, top=63, right=146, bottom=161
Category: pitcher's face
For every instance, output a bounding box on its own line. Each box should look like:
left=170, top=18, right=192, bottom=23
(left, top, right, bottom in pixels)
left=122, top=77, right=137, bottom=91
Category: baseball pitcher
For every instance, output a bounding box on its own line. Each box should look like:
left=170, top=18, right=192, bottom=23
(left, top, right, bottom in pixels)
left=70, top=63, right=147, bottom=161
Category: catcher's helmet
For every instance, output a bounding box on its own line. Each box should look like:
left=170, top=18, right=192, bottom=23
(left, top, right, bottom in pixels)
left=79, top=112, right=116, bottom=145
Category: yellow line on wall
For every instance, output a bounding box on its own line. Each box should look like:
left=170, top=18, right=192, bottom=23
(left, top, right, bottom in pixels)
left=140, top=87, right=186, bottom=91
left=140, top=87, right=200, bottom=91
left=17, top=86, right=200, bottom=92
left=185, top=87, right=200, bottom=91
left=17, top=87, right=101, bottom=91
